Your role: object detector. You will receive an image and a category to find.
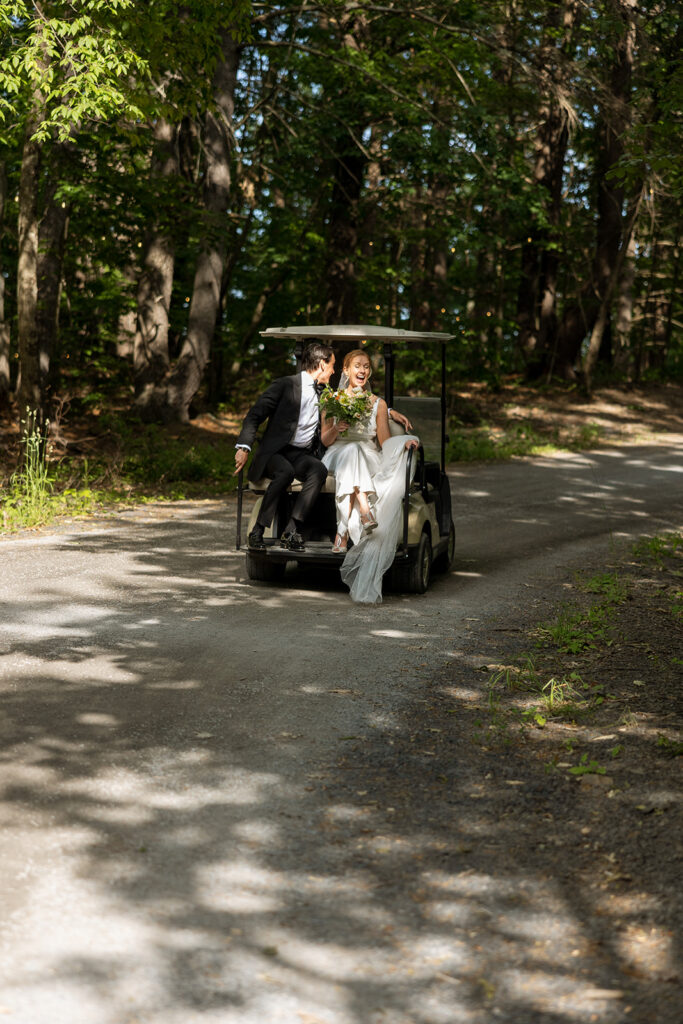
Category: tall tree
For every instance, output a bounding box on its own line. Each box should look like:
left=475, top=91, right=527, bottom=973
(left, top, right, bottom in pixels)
left=0, top=159, right=10, bottom=406
left=158, top=33, right=240, bottom=422
left=515, top=0, right=583, bottom=378
left=133, top=118, right=180, bottom=411
left=555, top=0, right=639, bottom=382
left=1, top=0, right=148, bottom=426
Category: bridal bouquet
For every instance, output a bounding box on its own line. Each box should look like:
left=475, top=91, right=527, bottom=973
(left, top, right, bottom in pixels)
left=318, top=385, right=372, bottom=425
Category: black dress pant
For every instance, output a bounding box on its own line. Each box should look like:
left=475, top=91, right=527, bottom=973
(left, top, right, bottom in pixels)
left=257, top=444, right=328, bottom=530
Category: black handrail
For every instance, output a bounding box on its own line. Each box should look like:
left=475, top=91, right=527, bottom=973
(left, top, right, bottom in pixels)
left=401, top=443, right=424, bottom=554
left=236, top=468, right=243, bottom=549
left=402, top=446, right=413, bottom=553
left=383, top=341, right=394, bottom=408
left=441, top=341, right=447, bottom=474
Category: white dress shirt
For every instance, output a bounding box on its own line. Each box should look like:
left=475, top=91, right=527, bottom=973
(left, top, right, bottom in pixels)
left=291, top=371, right=320, bottom=448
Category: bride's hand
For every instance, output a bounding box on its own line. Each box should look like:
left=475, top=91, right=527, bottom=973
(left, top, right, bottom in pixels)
left=405, top=439, right=418, bottom=450
left=336, top=420, right=351, bottom=434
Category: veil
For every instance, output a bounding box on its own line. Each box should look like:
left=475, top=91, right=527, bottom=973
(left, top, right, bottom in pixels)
left=338, top=371, right=371, bottom=392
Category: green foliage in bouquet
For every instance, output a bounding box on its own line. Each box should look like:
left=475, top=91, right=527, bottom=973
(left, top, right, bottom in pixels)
left=318, top=386, right=373, bottom=426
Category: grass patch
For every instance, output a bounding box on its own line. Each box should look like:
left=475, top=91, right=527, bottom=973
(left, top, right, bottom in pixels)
left=479, top=536, right=679, bottom=761
left=115, top=429, right=238, bottom=492
left=1, top=414, right=239, bottom=534
left=475, top=531, right=682, bottom=778
left=447, top=420, right=603, bottom=462
left=632, top=531, right=683, bottom=566
left=532, top=571, right=627, bottom=654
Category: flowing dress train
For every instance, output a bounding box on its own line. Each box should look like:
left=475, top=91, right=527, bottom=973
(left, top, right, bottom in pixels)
left=322, top=401, right=418, bottom=604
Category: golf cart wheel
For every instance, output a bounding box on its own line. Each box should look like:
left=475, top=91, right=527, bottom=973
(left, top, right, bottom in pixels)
left=245, top=552, right=286, bottom=582
left=434, top=522, right=456, bottom=573
left=394, top=531, right=432, bottom=594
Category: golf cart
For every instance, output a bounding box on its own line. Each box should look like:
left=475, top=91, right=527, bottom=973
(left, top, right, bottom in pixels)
left=235, top=324, right=456, bottom=593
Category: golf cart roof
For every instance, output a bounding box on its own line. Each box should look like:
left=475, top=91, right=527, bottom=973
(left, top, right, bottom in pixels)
left=260, top=324, right=454, bottom=344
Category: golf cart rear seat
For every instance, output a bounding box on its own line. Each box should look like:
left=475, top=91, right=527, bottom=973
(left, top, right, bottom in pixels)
left=248, top=472, right=337, bottom=494
left=247, top=397, right=442, bottom=494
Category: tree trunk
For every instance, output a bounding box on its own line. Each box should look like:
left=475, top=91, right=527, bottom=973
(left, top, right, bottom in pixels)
left=412, top=113, right=450, bottom=333
left=322, top=6, right=371, bottom=327
left=116, top=263, right=137, bottom=359
left=515, top=0, right=581, bottom=377
left=663, top=234, right=681, bottom=359
left=133, top=118, right=179, bottom=412
left=556, top=0, right=637, bottom=379
left=614, top=230, right=636, bottom=377
left=16, top=104, right=44, bottom=427
left=323, top=141, right=365, bottom=324
left=37, top=172, right=69, bottom=395
left=408, top=185, right=428, bottom=329
left=472, top=247, right=497, bottom=372
left=0, top=161, right=10, bottom=407
left=650, top=237, right=672, bottom=370
left=162, top=32, right=239, bottom=422
left=583, top=189, right=642, bottom=392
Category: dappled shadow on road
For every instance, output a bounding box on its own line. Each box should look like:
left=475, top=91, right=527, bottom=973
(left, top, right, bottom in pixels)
left=0, top=453, right=682, bottom=1022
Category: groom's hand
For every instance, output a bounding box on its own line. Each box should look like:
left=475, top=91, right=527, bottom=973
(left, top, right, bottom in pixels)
left=234, top=448, right=249, bottom=474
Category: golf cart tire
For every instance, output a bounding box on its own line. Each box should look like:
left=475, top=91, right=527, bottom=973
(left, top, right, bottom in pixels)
left=433, top=522, right=456, bottom=573
left=246, top=552, right=286, bottom=582
left=393, top=531, right=432, bottom=594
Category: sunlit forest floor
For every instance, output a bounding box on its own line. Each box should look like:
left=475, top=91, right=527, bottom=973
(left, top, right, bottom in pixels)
left=446, top=379, right=683, bottom=459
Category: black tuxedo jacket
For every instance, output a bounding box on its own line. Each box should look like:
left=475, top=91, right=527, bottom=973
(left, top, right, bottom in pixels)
left=236, top=373, right=321, bottom=482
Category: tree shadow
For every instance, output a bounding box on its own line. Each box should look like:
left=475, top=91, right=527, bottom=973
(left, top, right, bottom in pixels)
left=1, top=453, right=681, bottom=1022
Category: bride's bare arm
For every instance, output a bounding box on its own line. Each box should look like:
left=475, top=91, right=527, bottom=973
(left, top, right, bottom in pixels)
left=375, top=399, right=391, bottom=447
left=321, top=411, right=349, bottom=447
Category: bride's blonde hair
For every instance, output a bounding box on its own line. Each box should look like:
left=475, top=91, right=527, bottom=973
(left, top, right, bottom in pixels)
left=343, top=349, right=372, bottom=387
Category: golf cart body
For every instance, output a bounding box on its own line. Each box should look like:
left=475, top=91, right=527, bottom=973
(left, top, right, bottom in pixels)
left=236, top=324, right=455, bottom=593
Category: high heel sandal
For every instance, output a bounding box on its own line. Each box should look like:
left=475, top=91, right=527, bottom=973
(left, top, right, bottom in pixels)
left=360, top=510, right=378, bottom=533
left=332, top=533, right=348, bottom=553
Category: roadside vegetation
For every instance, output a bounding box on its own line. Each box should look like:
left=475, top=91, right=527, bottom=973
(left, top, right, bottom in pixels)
left=2, top=377, right=682, bottom=533
left=474, top=530, right=683, bottom=778
left=1, top=412, right=240, bottom=533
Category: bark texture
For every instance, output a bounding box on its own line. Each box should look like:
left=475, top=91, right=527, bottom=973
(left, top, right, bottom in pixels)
left=16, top=106, right=44, bottom=424
left=515, top=0, right=581, bottom=379
left=155, top=33, right=239, bottom=423
left=133, top=118, right=179, bottom=411
left=37, top=171, right=68, bottom=394
left=556, top=0, right=638, bottom=382
left=322, top=7, right=370, bottom=326
left=0, top=161, right=10, bottom=407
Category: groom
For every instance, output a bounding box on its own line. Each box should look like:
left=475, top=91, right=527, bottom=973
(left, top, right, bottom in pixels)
left=234, top=341, right=336, bottom=551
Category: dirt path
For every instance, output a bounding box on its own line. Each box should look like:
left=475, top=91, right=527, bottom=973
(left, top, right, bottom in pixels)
left=0, top=441, right=682, bottom=1023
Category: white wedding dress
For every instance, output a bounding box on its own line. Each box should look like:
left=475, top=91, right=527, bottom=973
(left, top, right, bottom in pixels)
left=322, top=399, right=419, bottom=604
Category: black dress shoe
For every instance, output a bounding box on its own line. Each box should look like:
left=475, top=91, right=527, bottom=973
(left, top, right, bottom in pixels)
left=248, top=527, right=266, bottom=550
left=280, top=529, right=305, bottom=551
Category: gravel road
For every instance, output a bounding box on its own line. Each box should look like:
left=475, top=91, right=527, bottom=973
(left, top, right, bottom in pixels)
left=1, top=442, right=682, bottom=1024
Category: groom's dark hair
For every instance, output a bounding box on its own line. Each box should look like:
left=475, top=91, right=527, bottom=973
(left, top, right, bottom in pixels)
left=302, top=341, right=334, bottom=372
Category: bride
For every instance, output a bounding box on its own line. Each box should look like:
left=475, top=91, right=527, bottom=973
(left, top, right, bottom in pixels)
left=321, top=349, right=419, bottom=604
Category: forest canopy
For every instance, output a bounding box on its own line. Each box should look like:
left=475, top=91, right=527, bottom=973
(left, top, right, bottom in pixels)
left=0, top=0, right=681, bottom=430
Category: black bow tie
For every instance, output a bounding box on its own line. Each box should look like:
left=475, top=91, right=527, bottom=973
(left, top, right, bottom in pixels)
left=313, top=381, right=326, bottom=396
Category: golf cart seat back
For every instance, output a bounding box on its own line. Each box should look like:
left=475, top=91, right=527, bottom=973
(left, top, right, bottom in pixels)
left=388, top=396, right=442, bottom=464
left=249, top=396, right=443, bottom=494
